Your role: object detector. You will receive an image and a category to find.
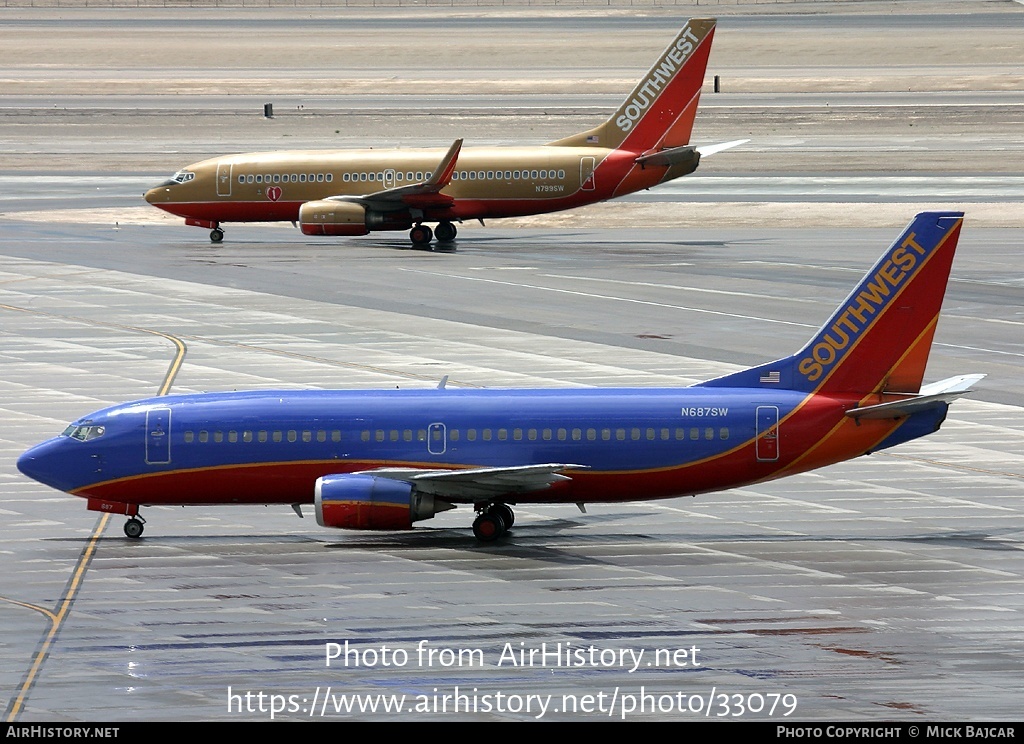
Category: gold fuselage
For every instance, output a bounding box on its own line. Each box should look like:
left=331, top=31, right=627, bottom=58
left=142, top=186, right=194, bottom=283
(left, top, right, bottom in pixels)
left=144, top=144, right=681, bottom=227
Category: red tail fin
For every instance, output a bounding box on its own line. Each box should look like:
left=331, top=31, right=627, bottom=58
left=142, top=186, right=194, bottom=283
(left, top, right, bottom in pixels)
left=550, top=19, right=716, bottom=152
left=699, top=212, right=965, bottom=396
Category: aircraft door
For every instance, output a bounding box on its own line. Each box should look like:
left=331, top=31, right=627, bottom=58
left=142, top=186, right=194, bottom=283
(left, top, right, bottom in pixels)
left=427, top=423, right=446, bottom=455
left=580, top=157, right=596, bottom=191
left=145, top=407, right=172, bottom=465
left=216, top=162, right=233, bottom=197
left=755, top=406, right=779, bottom=462
left=384, top=169, right=396, bottom=189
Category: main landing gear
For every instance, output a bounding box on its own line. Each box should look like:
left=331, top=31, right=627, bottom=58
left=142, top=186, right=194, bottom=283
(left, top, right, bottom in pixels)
left=472, top=502, right=515, bottom=542
left=409, top=221, right=457, bottom=249
left=124, top=515, right=146, bottom=539
left=210, top=227, right=224, bottom=243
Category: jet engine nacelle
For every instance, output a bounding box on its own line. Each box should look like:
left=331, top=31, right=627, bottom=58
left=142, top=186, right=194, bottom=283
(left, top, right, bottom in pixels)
left=315, top=474, right=439, bottom=530
left=299, top=201, right=414, bottom=236
left=299, top=200, right=370, bottom=236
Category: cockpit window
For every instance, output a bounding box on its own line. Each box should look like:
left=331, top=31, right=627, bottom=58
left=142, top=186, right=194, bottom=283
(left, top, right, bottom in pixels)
left=62, top=424, right=106, bottom=441
left=171, top=170, right=195, bottom=184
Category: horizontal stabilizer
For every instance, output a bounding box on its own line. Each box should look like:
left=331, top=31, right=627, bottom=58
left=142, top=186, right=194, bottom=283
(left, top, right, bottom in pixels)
left=363, top=463, right=587, bottom=501
left=695, top=139, right=749, bottom=157
left=846, top=374, right=985, bottom=420
left=634, top=145, right=698, bottom=168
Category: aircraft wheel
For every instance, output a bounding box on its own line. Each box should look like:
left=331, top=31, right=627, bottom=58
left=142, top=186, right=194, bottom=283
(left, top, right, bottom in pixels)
left=409, top=225, right=433, bottom=247
left=472, top=512, right=507, bottom=542
left=210, top=228, right=224, bottom=243
left=490, top=503, right=515, bottom=529
left=124, top=518, right=145, bottom=539
left=435, top=221, right=457, bottom=243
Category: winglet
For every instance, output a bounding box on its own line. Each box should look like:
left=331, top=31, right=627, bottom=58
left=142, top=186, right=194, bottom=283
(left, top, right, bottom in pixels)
left=426, top=138, right=463, bottom=189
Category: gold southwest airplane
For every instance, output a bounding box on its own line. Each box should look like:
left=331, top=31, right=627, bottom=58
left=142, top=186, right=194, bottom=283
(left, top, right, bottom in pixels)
left=145, top=19, right=742, bottom=247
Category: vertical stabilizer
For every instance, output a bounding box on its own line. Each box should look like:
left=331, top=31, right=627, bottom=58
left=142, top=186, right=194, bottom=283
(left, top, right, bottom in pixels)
left=698, top=212, right=965, bottom=395
left=550, top=19, right=716, bottom=153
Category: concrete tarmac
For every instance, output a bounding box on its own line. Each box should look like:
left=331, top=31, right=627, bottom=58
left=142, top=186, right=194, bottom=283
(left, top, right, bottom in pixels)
left=1, top=2, right=1022, bottom=723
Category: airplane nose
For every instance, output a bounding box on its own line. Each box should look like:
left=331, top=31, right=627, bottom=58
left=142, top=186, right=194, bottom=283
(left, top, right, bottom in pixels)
left=18, top=443, right=52, bottom=485
left=17, top=438, right=79, bottom=492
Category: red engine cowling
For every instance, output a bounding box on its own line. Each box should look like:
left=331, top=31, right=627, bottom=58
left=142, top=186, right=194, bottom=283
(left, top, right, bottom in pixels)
left=299, top=200, right=370, bottom=236
left=315, top=474, right=439, bottom=530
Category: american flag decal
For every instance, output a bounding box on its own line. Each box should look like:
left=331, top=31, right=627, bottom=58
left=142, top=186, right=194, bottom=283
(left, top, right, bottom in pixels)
left=760, top=371, right=781, bottom=384
left=586, top=135, right=599, bottom=144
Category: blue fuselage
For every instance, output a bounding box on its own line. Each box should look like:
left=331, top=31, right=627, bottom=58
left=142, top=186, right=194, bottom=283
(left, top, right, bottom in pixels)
left=17, top=386, right=934, bottom=510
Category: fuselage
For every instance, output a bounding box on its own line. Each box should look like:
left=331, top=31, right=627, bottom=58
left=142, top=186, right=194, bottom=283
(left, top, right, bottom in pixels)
left=143, top=145, right=678, bottom=226
left=17, top=386, right=934, bottom=510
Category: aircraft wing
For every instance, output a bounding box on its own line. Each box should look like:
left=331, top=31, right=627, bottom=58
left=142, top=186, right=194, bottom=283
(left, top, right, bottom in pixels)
left=327, top=138, right=463, bottom=212
left=361, top=462, right=588, bottom=501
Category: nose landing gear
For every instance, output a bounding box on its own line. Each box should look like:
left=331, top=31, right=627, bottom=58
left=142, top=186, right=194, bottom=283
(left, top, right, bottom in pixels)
left=124, top=515, right=146, bottom=539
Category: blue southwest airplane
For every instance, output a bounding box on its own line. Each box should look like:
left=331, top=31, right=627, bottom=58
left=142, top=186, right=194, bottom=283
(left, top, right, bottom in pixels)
left=18, top=212, right=982, bottom=541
